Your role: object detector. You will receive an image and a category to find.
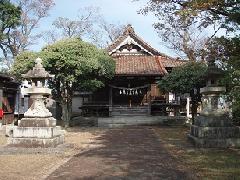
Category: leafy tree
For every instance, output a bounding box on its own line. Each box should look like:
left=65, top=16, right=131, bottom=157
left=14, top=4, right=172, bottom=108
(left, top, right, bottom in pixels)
left=208, top=36, right=240, bottom=124
left=176, top=0, right=240, bottom=28
left=143, top=0, right=240, bottom=28
left=140, top=0, right=239, bottom=61
left=43, top=6, right=124, bottom=48
left=1, top=0, right=54, bottom=70
left=90, top=19, right=124, bottom=48
left=140, top=1, right=204, bottom=61
left=52, top=17, right=89, bottom=38
left=44, top=6, right=99, bottom=44
left=178, top=0, right=240, bottom=123
left=158, top=62, right=207, bottom=121
left=10, top=51, right=37, bottom=77
left=0, top=0, right=21, bottom=69
left=141, top=0, right=239, bottom=121
left=11, top=38, right=115, bottom=127
left=13, top=0, right=54, bottom=52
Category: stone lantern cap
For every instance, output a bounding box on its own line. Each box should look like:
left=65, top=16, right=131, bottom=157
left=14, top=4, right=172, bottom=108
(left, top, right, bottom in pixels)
left=206, top=60, right=224, bottom=79
left=22, top=58, right=54, bottom=79
left=201, top=59, right=226, bottom=94
left=204, top=60, right=224, bottom=87
left=206, top=64, right=223, bottom=78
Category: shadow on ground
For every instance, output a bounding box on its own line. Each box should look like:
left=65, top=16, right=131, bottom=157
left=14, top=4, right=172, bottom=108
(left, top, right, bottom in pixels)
left=47, top=126, right=196, bottom=180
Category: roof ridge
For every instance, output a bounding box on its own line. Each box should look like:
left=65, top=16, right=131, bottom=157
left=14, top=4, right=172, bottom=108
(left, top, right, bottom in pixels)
left=123, top=24, right=135, bottom=35
left=155, top=56, right=168, bottom=75
left=130, top=32, right=161, bottom=56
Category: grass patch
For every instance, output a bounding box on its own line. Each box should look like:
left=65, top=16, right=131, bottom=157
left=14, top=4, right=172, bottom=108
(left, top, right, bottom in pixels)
left=154, top=126, right=240, bottom=180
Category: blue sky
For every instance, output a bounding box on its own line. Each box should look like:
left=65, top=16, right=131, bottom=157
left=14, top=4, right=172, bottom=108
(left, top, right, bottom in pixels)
left=33, top=0, right=176, bottom=57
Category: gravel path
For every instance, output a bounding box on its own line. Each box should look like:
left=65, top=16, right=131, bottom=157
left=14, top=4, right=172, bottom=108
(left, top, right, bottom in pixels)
left=47, top=126, right=195, bottom=180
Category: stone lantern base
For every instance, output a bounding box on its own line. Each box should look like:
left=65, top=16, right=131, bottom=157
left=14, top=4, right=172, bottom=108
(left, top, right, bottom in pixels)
left=188, top=115, right=240, bottom=148
left=7, top=117, right=65, bottom=148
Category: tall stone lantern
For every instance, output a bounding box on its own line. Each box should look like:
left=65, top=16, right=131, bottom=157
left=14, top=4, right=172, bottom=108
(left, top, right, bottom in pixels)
left=8, top=58, right=64, bottom=147
left=200, top=60, right=227, bottom=116
left=188, top=59, right=240, bottom=148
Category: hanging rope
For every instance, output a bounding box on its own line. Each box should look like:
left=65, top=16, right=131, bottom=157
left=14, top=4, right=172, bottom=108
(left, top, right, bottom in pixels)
left=109, top=84, right=149, bottom=90
left=109, top=84, right=149, bottom=96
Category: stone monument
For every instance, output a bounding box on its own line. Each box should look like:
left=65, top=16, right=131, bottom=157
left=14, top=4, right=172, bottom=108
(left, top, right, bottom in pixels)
left=188, top=60, right=240, bottom=148
left=8, top=58, right=64, bottom=147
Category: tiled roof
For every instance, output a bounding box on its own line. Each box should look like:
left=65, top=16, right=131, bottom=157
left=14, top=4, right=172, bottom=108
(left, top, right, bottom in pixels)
left=0, top=73, right=12, bottom=81
left=107, top=24, right=187, bottom=76
left=161, top=57, right=186, bottom=67
left=114, top=56, right=168, bottom=76
left=0, top=74, right=19, bottom=85
left=114, top=55, right=187, bottom=76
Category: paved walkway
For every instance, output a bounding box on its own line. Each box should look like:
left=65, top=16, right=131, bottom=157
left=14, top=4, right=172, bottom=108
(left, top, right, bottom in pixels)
left=47, top=127, right=194, bottom=180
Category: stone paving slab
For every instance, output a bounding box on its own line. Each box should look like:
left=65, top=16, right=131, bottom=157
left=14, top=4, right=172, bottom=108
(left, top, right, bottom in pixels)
left=46, top=126, right=196, bottom=180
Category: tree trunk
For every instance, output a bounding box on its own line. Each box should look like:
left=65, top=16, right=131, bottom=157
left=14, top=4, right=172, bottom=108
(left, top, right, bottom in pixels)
left=191, top=95, right=198, bottom=124
left=61, top=100, right=69, bottom=127
left=61, top=98, right=73, bottom=127
left=61, top=87, right=73, bottom=128
left=67, top=97, right=72, bottom=126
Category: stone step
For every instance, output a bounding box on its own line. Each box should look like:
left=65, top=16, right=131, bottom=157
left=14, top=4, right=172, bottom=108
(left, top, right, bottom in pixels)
left=190, top=125, right=240, bottom=139
left=98, top=116, right=187, bottom=128
left=112, top=109, right=148, bottom=111
left=112, top=108, right=148, bottom=113
left=112, top=107, right=148, bottom=110
left=112, top=113, right=148, bottom=116
left=112, top=111, right=148, bottom=115
left=188, top=134, right=240, bottom=148
left=112, top=111, right=148, bottom=114
left=112, top=108, right=148, bottom=110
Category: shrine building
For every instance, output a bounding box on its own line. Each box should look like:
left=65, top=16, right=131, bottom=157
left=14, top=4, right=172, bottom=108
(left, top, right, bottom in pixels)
left=0, top=74, right=19, bottom=125
left=72, top=25, right=188, bottom=118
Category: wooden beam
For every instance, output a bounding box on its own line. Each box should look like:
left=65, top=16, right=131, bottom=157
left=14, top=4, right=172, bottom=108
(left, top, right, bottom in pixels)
left=109, top=87, right=113, bottom=117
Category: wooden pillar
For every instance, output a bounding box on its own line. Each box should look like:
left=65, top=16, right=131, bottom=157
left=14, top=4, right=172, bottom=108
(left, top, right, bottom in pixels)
left=109, top=87, right=112, bottom=117
left=0, top=89, right=2, bottom=110
left=148, top=85, right=151, bottom=116
left=186, top=97, right=190, bottom=118
left=0, top=89, right=3, bottom=125
left=14, top=89, right=20, bottom=119
left=148, top=96, right=151, bottom=116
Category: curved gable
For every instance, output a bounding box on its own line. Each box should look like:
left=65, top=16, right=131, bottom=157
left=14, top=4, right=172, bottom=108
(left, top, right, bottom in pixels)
left=107, top=24, right=161, bottom=56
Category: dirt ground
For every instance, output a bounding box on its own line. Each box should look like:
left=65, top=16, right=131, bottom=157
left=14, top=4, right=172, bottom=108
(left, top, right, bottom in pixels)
left=0, top=135, right=7, bottom=146
left=46, top=127, right=194, bottom=180
left=0, top=128, right=106, bottom=180
left=0, top=126, right=239, bottom=180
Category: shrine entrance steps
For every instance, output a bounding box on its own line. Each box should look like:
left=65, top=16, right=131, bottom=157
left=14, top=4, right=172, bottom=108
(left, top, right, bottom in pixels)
left=98, top=116, right=187, bottom=128
left=111, top=106, right=149, bottom=116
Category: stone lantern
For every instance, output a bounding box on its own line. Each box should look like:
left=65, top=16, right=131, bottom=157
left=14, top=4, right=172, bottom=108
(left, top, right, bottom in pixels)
left=8, top=58, right=64, bottom=147
left=188, top=59, right=240, bottom=148
left=200, top=60, right=227, bottom=116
